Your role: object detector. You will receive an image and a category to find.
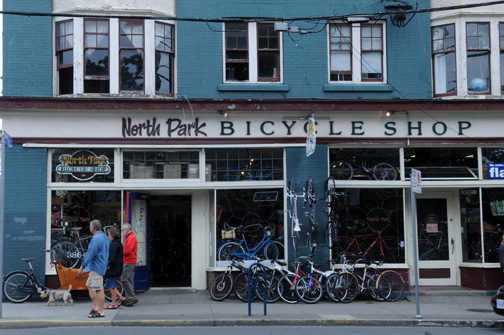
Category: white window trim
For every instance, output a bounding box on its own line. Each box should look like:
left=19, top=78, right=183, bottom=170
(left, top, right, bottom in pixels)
left=54, top=18, right=176, bottom=97
left=327, top=22, right=387, bottom=84
left=222, top=22, right=284, bottom=84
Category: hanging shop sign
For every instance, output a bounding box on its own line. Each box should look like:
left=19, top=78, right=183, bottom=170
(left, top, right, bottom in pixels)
left=306, top=115, right=316, bottom=157
left=56, top=150, right=111, bottom=181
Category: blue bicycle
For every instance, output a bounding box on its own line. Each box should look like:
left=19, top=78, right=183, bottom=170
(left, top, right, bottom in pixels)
left=217, top=224, right=279, bottom=261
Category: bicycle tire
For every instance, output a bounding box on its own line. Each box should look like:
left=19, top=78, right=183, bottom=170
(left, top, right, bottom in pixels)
left=3, top=271, right=34, bottom=303
left=324, top=273, right=341, bottom=302
left=256, top=275, right=281, bottom=303
left=365, top=274, right=384, bottom=301
left=305, top=176, right=315, bottom=207
left=277, top=274, right=300, bottom=304
left=233, top=272, right=257, bottom=302
left=262, top=241, right=279, bottom=261
left=335, top=271, right=359, bottom=303
left=104, top=279, right=124, bottom=302
left=295, top=275, right=323, bottom=304
left=51, top=241, right=81, bottom=268
left=372, top=162, right=397, bottom=181
left=376, top=271, right=404, bottom=302
left=307, top=230, right=316, bottom=254
left=209, top=273, right=233, bottom=301
left=325, top=221, right=338, bottom=249
left=330, top=161, right=353, bottom=180
left=288, top=177, right=296, bottom=206
left=272, top=241, right=285, bottom=260
left=292, top=231, right=299, bottom=252
left=217, top=241, right=246, bottom=261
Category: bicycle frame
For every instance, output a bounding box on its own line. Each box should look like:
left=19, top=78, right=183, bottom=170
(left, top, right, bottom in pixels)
left=337, top=230, right=391, bottom=259
left=220, top=229, right=276, bottom=260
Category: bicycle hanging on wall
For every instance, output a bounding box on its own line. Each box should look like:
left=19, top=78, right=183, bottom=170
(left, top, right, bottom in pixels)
left=286, top=176, right=303, bottom=251
left=303, top=176, right=320, bottom=254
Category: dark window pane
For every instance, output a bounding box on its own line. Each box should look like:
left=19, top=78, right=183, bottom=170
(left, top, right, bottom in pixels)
left=258, top=52, right=279, bottom=78
left=120, top=49, right=144, bottom=91
left=84, top=79, right=110, bottom=93
left=59, top=50, right=73, bottom=66
left=85, top=49, right=109, bottom=76
left=155, top=51, right=172, bottom=94
left=59, top=67, right=73, bottom=95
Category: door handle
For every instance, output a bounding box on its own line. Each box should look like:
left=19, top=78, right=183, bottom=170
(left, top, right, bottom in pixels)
left=451, top=238, right=455, bottom=254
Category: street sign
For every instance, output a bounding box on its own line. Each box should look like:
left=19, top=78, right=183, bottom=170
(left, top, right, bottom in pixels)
left=306, top=116, right=316, bottom=157
left=411, top=168, right=422, bottom=194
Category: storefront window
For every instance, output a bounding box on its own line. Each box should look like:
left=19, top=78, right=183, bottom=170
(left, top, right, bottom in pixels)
left=329, top=148, right=399, bottom=181
left=482, top=188, right=504, bottom=263
left=331, top=188, right=405, bottom=263
left=215, top=188, right=284, bottom=264
left=482, top=147, right=504, bottom=179
left=404, top=147, right=477, bottom=179
left=50, top=190, right=121, bottom=267
left=123, top=151, right=199, bottom=179
left=206, top=148, right=283, bottom=182
left=460, top=189, right=482, bottom=263
left=51, top=149, right=114, bottom=183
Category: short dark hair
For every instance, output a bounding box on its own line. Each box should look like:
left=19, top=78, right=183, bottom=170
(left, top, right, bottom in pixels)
left=107, top=226, right=120, bottom=239
left=90, top=219, right=102, bottom=231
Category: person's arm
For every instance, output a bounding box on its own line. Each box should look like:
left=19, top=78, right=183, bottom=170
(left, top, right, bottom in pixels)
left=78, top=238, right=97, bottom=274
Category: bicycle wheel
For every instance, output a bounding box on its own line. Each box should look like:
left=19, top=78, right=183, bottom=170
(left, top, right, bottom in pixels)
left=334, top=271, right=359, bottom=303
left=372, top=163, right=397, bottom=181
left=292, top=230, right=299, bottom=252
left=272, top=241, right=285, bottom=260
left=305, top=176, right=315, bottom=206
left=217, top=241, right=246, bottom=261
left=104, top=279, right=124, bottom=302
left=233, top=272, right=257, bottom=302
left=262, top=241, right=279, bottom=261
left=51, top=241, right=81, bottom=268
left=209, top=273, right=233, bottom=301
left=365, top=274, right=384, bottom=301
left=325, top=221, right=338, bottom=249
left=288, top=177, right=296, bottom=206
left=376, top=271, right=404, bottom=302
left=330, top=161, right=353, bottom=180
left=3, top=271, right=34, bottom=303
left=324, top=273, right=341, bottom=302
left=295, top=275, right=323, bottom=304
left=256, top=275, right=281, bottom=303
left=277, top=274, right=300, bottom=304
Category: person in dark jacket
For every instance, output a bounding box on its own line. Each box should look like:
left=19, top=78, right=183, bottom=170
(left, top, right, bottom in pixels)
left=104, top=226, right=124, bottom=309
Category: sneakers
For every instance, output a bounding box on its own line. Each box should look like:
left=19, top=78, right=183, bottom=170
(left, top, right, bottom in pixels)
left=122, top=298, right=139, bottom=307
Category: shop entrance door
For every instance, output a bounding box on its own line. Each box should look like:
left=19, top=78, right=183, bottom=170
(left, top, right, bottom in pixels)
left=415, top=192, right=457, bottom=285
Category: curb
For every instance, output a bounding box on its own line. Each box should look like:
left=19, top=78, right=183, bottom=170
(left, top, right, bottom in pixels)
left=1, top=319, right=504, bottom=329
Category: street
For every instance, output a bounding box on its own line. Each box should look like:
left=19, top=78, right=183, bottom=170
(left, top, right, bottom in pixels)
left=0, top=326, right=502, bottom=335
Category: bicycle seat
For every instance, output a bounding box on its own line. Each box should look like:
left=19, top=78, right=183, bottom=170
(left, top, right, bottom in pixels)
left=71, top=227, right=83, bottom=231
left=21, top=258, right=34, bottom=262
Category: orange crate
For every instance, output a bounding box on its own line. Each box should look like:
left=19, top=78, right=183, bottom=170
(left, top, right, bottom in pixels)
left=56, top=265, right=88, bottom=290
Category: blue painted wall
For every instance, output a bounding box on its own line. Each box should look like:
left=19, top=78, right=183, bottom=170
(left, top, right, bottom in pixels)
left=3, top=145, right=47, bottom=280
left=177, top=0, right=432, bottom=100
left=3, top=1, right=53, bottom=97
left=286, top=145, right=331, bottom=266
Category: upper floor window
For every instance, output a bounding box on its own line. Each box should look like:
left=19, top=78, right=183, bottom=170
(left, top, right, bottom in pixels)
left=84, top=19, right=109, bottom=93
left=155, top=22, right=175, bottom=95
left=432, top=24, right=456, bottom=96
left=120, top=20, right=144, bottom=92
left=329, top=22, right=385, bottom=83
left=499, top=23, right=504, bottom=93
left=55, top=18, right=174, bottom=97
left=225, top=22, right=281, bottom=83
left=467, top=22, right=490, bottom=93
left=56, top=20, right=74, bottom=95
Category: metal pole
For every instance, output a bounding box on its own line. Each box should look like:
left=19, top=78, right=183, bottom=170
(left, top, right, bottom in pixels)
left=411, top=189, right=421, bottom=319
left=0, top=132, right=5, bottom=318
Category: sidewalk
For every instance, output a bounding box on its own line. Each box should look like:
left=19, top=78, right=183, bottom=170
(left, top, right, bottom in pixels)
left=0, top=288, right=503, bottom=328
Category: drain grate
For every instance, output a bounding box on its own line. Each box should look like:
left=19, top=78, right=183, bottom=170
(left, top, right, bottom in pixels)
left=466, top=308, right=494, bottom=313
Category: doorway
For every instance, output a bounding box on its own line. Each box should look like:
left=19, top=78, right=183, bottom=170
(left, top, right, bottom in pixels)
left=149, top=195, right=192, bottom=287
left=415, top=192, right=457, bottom=285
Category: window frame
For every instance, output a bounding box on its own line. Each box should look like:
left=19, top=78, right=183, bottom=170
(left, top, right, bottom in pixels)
left=154, top=21, right=175, bottom=96
left=83, top=19, right=110, bottom=93
left=119, top=19, right=145, bottom=93
left=257, top=23, right=280, bottom=82
left=55, top=19, right=74, bottom=95
left=329, top=23, right=353, bottom=82
left=466, top=22, right=491, bottom=94
left=432, top=23, right=457, bottom=96
left=499, top=22, right=504, bottom=94
left=360, top=24, right=383, bottom=82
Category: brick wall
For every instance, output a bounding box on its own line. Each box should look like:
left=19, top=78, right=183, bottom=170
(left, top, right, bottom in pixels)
left=3, top=145, right=47, bottom=280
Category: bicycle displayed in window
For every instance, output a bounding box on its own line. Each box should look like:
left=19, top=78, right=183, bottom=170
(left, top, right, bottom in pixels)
left=330, top=159, right=398, bottom=181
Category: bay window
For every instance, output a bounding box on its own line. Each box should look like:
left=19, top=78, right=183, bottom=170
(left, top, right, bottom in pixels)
left=120, top=20, right=144, bottom=92
left=432, top=24, right=456, bottom=96
left=56, top=20, right=74, bottom=95
left=155, top=22, right=175, bottom=95
left=84, top=19, right=110, bottom=93
left=466, top=22, right=490, bottom=93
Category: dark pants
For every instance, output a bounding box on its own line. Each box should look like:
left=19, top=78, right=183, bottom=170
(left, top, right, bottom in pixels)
left=122, top=263, right=137, bottom=302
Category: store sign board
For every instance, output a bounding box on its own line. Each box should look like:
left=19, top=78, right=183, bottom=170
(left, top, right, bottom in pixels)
left=411, top=168, right=422, bottom=194
left=56, top=150, right=111, bottom=181
left=487, top=163, right=504, bottom=179
left=306, top=116, right=316, bottom=157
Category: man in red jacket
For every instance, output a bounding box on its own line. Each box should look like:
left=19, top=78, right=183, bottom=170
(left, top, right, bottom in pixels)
left=121, top=223, right=138, bottom=307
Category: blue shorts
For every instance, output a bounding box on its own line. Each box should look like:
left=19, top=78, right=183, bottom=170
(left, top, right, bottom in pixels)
left=104, top=276, right=118, bottom=289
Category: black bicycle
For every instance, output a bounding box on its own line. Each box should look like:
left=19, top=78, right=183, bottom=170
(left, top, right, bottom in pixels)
left=303, top=176, right=319, bottom=254
left=324, top=176, right=345, bottom=249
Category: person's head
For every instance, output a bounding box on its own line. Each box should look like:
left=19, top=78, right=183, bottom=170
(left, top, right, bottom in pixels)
left=122, top=223, right=133, bottom=235
left=107, top=226, right=120, bottom=241
left=90, top=220, right=102, bottom=234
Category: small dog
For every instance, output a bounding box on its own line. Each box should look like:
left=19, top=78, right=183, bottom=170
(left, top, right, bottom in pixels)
left=40, top=285, right=73, bottom=306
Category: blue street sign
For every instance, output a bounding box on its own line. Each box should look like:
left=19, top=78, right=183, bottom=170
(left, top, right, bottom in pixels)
left=4, top=131, right=13, bottom=149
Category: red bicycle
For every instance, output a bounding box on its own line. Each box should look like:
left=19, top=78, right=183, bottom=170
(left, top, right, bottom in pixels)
left=333, top=230, right=398, bottom=263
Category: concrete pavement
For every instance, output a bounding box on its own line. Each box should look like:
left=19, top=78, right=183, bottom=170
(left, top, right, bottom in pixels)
left=0, top=288, right=503, bottom=328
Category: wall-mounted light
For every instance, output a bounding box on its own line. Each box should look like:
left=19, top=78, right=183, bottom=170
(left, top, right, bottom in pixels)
left=344, top=15, right=370, bottom=24
left=385, top=111, right=395, bottom=117
left=218, top=110, right=228, bottom=118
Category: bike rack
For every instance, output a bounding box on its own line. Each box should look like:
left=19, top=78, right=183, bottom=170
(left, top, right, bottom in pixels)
left=247, top=262, right=267, bottom=316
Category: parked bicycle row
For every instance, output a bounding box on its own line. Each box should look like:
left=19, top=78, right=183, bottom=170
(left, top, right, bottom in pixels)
left=209, top=252, right=405, bottom=304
